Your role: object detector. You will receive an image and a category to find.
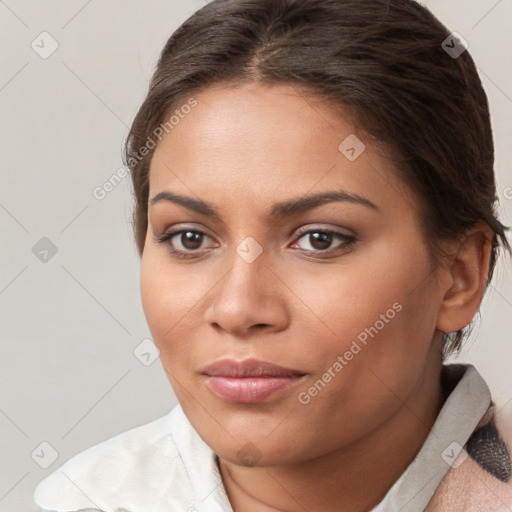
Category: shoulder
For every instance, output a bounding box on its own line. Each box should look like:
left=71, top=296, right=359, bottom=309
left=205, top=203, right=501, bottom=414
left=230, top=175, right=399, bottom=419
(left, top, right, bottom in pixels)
left=427, top=401, right=512, bottom=511
left=33, top=405, right=198, bottom=512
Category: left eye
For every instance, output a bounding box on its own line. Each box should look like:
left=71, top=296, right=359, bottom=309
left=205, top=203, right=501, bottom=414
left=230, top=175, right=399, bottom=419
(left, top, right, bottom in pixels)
left=292, top=230, right=355, bottom=252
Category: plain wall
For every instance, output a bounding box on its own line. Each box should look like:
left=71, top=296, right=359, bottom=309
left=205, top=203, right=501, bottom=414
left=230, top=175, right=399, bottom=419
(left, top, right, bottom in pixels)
left=0, top=1, right=511, bottom=510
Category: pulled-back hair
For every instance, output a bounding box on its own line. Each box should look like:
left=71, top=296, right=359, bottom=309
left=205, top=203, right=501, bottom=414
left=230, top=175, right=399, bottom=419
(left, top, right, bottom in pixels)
left=124, top=0, right=510, bottom=354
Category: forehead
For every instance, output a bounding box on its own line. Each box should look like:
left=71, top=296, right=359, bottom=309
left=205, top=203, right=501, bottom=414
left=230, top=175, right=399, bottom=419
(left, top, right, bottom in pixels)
left=151, top=82, right=361, bottom=170
left=148, top=82, right=416, bottom=217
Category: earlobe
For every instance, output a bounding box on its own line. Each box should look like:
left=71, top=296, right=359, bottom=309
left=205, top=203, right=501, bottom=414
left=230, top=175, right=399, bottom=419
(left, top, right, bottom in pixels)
left=436, top=224, right=493, bottom=334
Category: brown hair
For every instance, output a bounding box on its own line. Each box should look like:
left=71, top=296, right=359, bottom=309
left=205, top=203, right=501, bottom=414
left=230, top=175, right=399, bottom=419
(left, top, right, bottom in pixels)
left=124, top=0, right=510, bottom=354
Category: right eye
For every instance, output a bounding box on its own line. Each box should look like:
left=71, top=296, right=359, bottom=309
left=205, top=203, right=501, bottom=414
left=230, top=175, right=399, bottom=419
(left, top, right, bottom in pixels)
left=153, top=229, right=218, bottom=258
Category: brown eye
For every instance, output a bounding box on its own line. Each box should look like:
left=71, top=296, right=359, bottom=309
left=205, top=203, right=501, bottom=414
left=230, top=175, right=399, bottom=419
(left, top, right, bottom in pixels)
left=307, top=232, right=333, bottom=250
left=293, top=229, right=356, bottom=255
left=179, top=231, right=204, bottom=250
left=153, top=229, right=215, bottom=256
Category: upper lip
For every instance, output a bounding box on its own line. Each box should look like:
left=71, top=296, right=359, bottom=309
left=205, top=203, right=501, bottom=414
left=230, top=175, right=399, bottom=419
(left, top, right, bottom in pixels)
left=201, top=358, right=306, bottom=378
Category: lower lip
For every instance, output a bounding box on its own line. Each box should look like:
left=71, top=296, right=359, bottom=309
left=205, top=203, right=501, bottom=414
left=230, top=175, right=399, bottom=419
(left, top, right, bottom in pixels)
left=205, top=375, right=305, bottom=403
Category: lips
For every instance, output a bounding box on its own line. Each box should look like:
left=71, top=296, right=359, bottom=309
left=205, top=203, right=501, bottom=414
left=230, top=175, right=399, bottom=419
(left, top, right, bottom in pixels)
left=201, top=358, right=307, bottom=403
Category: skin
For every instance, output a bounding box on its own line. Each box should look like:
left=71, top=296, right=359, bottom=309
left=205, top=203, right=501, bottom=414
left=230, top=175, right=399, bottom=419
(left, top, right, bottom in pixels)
left=140, top=82, right=492, bottom=512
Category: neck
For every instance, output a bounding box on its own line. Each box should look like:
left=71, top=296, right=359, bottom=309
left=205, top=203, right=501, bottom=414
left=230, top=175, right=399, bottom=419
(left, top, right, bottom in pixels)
left=219, top=353, right=444, bottom=512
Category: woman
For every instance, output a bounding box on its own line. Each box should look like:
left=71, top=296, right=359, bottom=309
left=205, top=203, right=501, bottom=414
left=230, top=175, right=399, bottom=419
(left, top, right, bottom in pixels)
left=34, top=0, right=512, bottom=510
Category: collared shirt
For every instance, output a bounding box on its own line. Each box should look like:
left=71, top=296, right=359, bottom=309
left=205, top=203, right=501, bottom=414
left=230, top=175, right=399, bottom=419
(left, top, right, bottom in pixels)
left=372, top=364, right=491, bottom=511
left=34, top=364, right=492, bottom=512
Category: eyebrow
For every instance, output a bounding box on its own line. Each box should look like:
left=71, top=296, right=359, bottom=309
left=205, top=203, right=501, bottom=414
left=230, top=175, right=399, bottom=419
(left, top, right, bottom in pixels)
left=149, top=189, right=378, bottom=218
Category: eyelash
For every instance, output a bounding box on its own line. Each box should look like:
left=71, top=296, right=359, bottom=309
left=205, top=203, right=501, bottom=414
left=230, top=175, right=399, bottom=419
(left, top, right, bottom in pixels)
left=153, top=226, right=356, bottom=260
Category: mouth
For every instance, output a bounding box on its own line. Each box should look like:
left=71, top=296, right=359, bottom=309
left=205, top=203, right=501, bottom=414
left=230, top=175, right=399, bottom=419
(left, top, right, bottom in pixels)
left=201, top=358, right=307, bottom=403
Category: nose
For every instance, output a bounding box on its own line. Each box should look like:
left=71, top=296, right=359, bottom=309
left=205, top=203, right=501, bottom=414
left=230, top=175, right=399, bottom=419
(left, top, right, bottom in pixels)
left=204, top=247, right=290, bottom=339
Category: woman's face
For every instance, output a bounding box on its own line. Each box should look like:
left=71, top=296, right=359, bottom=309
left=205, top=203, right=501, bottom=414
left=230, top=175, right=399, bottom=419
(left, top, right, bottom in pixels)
left=140, top=82, right=447, bottom=466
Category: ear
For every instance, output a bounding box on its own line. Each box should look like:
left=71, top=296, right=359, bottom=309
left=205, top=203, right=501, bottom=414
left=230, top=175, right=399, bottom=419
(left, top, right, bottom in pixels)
left=436, top=223, right=493, bottom=334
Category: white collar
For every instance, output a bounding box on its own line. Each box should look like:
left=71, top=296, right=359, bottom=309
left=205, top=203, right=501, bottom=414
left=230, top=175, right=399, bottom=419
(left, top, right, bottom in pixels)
left=34, top=404, right=232, bottom=512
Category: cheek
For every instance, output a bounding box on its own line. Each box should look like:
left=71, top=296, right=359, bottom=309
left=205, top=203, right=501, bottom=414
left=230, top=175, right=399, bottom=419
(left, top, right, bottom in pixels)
left=140, top=253, right=210, bottom=409
left=140, top=252, right=203, bottom=358
left=286, top=244, right=433, bottom=352
left=285, top=268, right=439, bottom=447
left=289, top=238, right=440, bottom=387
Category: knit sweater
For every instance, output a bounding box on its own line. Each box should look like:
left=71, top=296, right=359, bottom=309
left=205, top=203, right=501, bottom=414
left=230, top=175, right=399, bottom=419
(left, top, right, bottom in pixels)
left=33, top=364, right=512, bottom=512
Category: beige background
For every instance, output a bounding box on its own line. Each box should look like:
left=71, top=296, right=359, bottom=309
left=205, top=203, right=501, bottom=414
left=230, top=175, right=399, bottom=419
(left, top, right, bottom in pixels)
left=0, top=0, right=511, bottom=510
